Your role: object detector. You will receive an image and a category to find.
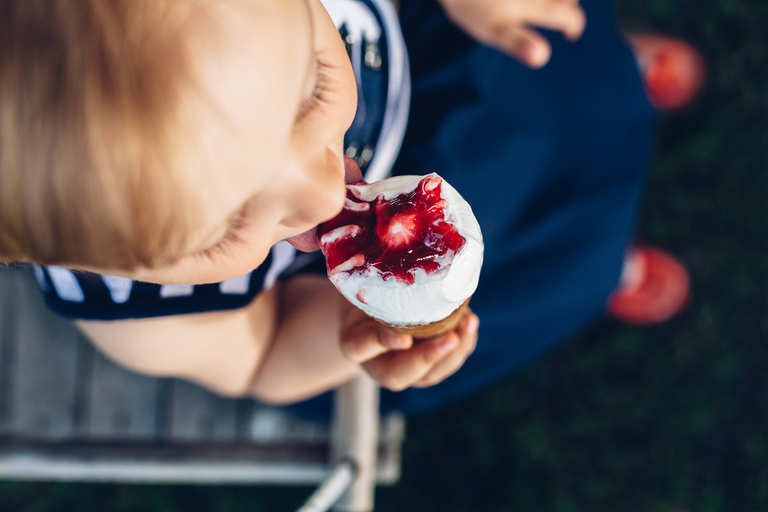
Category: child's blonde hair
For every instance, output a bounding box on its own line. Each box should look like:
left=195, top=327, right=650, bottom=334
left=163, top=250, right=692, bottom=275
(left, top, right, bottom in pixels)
left=0, top=0, right=207, bottom=269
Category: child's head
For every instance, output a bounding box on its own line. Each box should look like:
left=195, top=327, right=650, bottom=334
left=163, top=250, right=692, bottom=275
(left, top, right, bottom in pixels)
left=0, top=0, right=357, bottom=284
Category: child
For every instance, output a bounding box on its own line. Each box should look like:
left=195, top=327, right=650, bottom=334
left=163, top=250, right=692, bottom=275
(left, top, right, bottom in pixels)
left=0, top=0, right=667, bottom=411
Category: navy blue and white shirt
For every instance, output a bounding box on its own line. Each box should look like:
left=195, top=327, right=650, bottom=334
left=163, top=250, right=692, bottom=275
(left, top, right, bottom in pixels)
left=37, top=0, right=410, bottom=321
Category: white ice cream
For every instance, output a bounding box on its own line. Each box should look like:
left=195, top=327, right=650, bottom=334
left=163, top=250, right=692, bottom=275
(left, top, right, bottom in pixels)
left=327, top=174, right=484, bottom=326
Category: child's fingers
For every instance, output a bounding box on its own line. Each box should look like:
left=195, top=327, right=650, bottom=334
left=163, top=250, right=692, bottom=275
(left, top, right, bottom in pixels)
left=475, top=1, right=585, bottom=66
left=439, top=0, right=585, bottom=63
left=361, top=334, right=459, bottom=392
left=413, top=312, right=479, bottom=388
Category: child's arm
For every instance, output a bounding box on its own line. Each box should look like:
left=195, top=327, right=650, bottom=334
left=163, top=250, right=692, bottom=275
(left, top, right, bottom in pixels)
left=436, top=0, right=587, bottom=68
left=252, top=274, right=479, bottom=403
left=76, top=273, right=478, bottom=403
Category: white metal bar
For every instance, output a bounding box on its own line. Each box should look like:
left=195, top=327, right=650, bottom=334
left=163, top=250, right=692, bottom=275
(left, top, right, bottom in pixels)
left=297, top=458, right=357, bottom=512
left=0, top=453, right=329, bottom=485
left=331, top=374, right=380, bottom=512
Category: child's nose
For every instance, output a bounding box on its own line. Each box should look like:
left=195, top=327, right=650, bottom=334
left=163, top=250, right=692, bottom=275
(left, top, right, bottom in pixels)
left=284, top=147, right=347, bottom=228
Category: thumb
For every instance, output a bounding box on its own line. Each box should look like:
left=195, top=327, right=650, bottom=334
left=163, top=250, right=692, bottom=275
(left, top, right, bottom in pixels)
left=341, top=316, right=412, bottom=363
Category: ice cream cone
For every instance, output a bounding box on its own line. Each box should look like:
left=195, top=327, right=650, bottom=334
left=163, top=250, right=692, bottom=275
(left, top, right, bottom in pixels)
left=318, top=174, right=483, bottom=340
left=375, top=298, right=471, bottom=339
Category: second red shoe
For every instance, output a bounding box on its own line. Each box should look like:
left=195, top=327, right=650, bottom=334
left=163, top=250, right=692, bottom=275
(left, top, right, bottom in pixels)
left=607, top=245, right=690, bottom=325
left=630, top=35, right=706, bottom=110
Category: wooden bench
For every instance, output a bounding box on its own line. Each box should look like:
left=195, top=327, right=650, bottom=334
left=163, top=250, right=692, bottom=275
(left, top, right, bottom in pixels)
left=0, top=265, right=404, bottom=511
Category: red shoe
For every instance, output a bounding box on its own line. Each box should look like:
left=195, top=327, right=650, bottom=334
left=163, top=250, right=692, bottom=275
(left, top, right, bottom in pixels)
left=629, top=35, right=706, bottom=110
left=606, top=246, right=690, bottom=325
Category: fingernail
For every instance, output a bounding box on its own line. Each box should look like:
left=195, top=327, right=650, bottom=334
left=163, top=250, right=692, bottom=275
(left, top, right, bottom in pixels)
left=383, top=329, right=408, bottom=349
left=527, top=43, right=549, bottom=68
left=467, top=314, right=480, bottom=334
left=459, top=314, right=479, bottom=336
left=341, top=339, right=362, bottom=361
left=437, top=335, right=458, bottom=353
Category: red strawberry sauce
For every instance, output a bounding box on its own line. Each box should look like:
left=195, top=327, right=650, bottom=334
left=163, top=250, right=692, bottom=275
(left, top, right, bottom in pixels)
left=318, top=175, right=465, bottom=285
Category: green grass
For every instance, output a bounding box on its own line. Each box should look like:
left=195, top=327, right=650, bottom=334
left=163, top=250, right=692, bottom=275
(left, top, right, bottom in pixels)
left=3, top=0, right=768, bottom=510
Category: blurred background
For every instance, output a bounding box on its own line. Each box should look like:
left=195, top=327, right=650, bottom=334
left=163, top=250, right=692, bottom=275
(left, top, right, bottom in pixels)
left=2, top=0, right=768, bottom=510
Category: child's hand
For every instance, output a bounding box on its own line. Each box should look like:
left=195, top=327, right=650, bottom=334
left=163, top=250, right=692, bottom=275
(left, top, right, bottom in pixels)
left=340, top=310, right=480, bottom=391
left=437, top=0, right=586, bottom=68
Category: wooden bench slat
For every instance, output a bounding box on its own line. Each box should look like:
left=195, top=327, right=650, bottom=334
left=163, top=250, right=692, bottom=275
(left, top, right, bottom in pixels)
left=169, top=380, right=237, bottom=442
left=87, top=349, right=162, bottom=440
left=10, top=268, right=83, bottom=441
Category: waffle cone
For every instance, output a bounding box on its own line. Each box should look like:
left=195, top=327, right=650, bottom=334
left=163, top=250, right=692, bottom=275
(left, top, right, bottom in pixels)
left=375, top=298, right=471, bottom=340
